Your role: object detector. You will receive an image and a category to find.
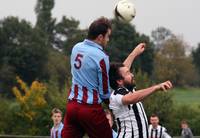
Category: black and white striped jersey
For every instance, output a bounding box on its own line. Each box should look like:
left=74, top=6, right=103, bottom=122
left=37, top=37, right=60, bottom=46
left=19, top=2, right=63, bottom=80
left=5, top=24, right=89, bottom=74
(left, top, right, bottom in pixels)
left=109, top=87, right=148, bottom=138
left=148, top=125, right=171, bottom=138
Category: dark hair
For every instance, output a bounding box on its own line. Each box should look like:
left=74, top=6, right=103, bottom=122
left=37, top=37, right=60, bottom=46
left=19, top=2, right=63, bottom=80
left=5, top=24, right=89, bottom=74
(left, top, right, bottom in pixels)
left=150, top=114, right=159, bottom=118
left=87, top=17, right=112, bottom=40
left=181, top=120, right=188, bottom=125
left=51, top=108, right=62, bottom=116
left=109, top=63, right=124, bottom=90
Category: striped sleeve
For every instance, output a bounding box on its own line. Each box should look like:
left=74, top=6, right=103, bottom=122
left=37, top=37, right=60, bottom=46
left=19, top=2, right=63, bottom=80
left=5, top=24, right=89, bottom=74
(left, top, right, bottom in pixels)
left=98, top=58, right=111, bottom=99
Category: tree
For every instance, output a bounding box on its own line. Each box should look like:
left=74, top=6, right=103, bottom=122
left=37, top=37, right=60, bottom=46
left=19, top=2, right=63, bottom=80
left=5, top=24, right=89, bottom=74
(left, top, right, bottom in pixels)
left=153, top=36, right=199, bottom=86
left=54, top=16, right=86, bottom=53
left=35, top=0, right=56, bottom=45
left=11, top=76, right=49, bottom=135
left=0, top=64, right=15, bottom=97
left=192, top=43, right=200, bottom=83
left=107, top=19, right=154, bottom=75
left=44, top=48, right=71, bottom=90
left=0, top=17, right=48, bottom=97
left=151, top=27, right=174, bottom=50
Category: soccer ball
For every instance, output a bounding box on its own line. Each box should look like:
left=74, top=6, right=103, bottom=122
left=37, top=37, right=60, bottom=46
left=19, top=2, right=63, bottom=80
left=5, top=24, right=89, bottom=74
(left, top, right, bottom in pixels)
left=114, top=0, right=136, bottom=22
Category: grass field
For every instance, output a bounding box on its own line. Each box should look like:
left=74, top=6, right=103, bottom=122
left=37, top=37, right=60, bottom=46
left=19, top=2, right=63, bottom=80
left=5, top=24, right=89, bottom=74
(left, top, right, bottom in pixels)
left=170, top=87, right=200, bottom=107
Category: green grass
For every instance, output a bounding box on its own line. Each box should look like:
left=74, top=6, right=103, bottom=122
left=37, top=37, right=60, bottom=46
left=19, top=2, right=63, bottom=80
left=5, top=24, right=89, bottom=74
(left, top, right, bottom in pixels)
left=170, top=87, right=200, bottom=107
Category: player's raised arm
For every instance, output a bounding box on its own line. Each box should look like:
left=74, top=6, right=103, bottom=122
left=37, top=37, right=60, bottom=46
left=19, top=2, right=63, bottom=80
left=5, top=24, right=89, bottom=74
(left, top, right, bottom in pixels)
left=123, top=43, right=146, bottom=69
left=122, top=81, right=173, bottom=105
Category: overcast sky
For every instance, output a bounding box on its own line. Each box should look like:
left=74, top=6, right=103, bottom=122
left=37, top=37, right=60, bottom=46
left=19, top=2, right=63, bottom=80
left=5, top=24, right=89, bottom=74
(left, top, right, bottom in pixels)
left=0, top=0, right=199, bottom=47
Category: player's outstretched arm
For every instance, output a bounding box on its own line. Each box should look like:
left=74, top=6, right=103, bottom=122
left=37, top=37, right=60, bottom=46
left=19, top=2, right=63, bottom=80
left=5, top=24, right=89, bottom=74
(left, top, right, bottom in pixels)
left=123, top=43, right=146, bottom=70
left=122, top=81, right=173, bottom=105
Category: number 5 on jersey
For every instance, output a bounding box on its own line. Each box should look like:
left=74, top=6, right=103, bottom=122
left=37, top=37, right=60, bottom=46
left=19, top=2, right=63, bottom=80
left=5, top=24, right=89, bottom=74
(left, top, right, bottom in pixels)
left=74, top=53, right=83, bottom=69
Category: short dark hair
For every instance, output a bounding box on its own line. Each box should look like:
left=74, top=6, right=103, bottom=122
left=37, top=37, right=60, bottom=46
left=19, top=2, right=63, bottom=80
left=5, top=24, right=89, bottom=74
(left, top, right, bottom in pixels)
left=150, top=114, right=159, bottom=118
left=87, top=17, right=112, bottom=40
left=109, top=63, right=124, bottom=90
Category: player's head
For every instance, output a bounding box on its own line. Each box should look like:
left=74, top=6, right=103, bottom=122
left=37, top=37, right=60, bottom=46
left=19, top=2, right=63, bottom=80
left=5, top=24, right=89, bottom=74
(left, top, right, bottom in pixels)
left=109, top=63, right=135, bottom=91
left=51, top=108, right=62, bottom=126
left=181, top=120, right=189, bottom=129
left=150, top=114, right=160, bottom=128
left=87, top=17, right=112, bottom=48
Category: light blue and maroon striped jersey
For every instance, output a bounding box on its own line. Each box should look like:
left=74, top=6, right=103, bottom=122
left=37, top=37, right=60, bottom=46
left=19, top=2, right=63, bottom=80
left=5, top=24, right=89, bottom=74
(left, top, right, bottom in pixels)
left=50, top=122, right=63, bottom=138
left=68, top=39, right=111, bottom=104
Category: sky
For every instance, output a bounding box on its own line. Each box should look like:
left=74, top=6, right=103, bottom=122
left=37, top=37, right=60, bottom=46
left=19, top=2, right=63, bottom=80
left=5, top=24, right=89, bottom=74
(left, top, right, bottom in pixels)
left=0, top=0, right=199, bottom=48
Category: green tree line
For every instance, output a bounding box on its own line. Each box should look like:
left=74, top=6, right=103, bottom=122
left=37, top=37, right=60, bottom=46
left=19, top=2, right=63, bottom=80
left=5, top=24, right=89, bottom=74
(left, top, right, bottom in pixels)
left=0, top=0, right=200, bottom=136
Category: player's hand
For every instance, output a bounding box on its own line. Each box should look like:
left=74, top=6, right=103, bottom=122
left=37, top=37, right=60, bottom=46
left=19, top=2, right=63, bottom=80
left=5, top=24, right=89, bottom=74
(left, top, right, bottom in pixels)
left=157, top=81, right=173, bottom=92
left=132, top=43, right=146, bottom=57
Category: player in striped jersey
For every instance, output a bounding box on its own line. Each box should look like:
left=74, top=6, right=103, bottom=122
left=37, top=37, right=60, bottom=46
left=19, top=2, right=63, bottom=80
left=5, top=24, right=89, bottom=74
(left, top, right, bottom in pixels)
left=62, top=17, right=113, bottom=138
left=148, top=114, right=171, bottom=138
left=109, top=43, right=173, bottom=138
left=50, top=108, right=63, bottom=138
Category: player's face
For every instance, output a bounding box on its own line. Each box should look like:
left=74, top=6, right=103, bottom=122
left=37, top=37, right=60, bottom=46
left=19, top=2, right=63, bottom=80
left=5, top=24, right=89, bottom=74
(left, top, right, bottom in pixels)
left=119, top=66, right=135, bottom=88
left=101, top=29, right=111, bottom=48
left=52, top=113, right=62, bottom=125
left=150, top=117, right=159, bottom=128
left=181, top=123, right=188, bottom=129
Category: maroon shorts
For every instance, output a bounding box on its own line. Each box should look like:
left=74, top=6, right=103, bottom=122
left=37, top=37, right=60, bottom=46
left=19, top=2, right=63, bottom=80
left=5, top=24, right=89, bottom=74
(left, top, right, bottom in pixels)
left=61, top=100, right=112, bottom=138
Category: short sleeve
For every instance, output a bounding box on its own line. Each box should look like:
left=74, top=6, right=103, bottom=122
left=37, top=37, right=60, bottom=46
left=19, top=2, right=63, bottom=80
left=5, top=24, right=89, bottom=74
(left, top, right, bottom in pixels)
left=112, top=87, right=128, bottom=105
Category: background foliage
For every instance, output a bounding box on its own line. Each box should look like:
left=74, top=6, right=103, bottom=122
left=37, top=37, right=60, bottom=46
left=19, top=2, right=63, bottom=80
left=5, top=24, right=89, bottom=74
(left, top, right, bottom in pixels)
left=0, top=0, right=200, bottom=136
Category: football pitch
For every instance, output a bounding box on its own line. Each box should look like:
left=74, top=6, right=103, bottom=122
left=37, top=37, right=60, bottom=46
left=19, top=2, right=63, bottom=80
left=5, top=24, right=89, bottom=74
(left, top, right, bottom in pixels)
left=171, top=87, right=200, bottom=107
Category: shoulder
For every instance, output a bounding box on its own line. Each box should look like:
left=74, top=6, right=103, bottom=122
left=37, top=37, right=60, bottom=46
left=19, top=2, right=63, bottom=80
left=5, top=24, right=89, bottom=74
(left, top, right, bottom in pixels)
left=162, top=126, right=167, bottom=131
left=72, top=41, right=84, bottom=50
left=149, top=124, right=153, bottom=129
left=60, top=123, right=64, bottom=128
left=158, top=125, right=166, bottom=131
left=113, top=87, right=129, bottom=95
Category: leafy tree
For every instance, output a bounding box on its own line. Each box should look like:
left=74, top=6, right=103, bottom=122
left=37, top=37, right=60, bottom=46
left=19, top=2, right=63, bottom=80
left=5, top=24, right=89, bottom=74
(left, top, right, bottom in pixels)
left=0, top=17, right=48, bottom=97
left=0, top=64, right=16, bottom=97
left=0, top=97, right=14, bottom=134
left=107, top=19, right=154, bottom=75
left=54, top=16, right=85, bottom=52
left=35, top=0, right=56, bottom=44
left=11, top=76, right=49, bottom=135
left=44, top=48, right=71, bottom=90
left=13, top=76, right=47, bottom=121
left=64, top=28, right=87, bottom=55
left=192, top=43, right=200, bottom=84
left=134, top=69, right=152, bottom=89
left=151, top=27, right=174, bottom=50
left=45, top=77, right=69, bottom=111
left=153, top=36, right=199, bottom=86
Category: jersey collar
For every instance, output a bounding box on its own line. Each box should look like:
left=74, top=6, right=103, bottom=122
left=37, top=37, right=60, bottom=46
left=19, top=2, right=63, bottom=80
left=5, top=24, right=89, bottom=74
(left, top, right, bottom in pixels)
left=84, top=39, right=103, bottom=51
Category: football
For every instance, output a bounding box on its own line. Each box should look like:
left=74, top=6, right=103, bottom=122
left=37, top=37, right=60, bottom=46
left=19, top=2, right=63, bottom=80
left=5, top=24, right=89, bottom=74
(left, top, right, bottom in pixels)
left=114, top=0, right=136, bottom=22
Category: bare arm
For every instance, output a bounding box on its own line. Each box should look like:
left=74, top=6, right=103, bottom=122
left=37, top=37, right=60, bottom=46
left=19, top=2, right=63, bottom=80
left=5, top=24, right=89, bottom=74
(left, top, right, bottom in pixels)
left=123, top=43, right=146, bottom=70
left=122, top=81, right=173, bottom=105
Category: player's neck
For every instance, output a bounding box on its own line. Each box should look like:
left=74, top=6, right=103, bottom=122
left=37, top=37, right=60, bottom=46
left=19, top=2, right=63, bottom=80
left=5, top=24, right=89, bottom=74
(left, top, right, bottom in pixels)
left=93, top=40, right=104, bottom=49
left=152, top=125, right=158, bottom=129
left=54, top=122, right=61, bottom=128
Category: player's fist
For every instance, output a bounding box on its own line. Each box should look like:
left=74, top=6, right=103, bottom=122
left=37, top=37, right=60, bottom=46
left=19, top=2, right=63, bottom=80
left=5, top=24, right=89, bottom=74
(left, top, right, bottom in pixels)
left=133, top=43, right=146, bottom=57
left=157, top=81, right=173, bottom=92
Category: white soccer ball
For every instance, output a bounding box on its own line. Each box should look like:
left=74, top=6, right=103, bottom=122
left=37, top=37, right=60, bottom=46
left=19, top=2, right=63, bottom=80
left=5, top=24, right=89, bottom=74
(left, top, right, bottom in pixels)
left=114, top=0, right=136, bottom=22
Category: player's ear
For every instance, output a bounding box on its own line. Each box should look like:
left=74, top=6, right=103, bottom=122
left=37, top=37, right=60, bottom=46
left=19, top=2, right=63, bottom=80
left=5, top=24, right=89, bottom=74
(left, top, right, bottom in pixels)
left=117, top=79, right=123, bottom=86
left=97, top=34, right=104, bottom=41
